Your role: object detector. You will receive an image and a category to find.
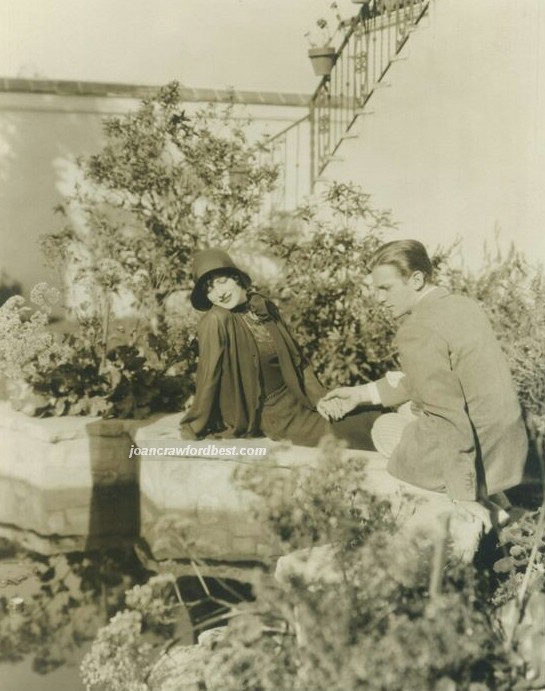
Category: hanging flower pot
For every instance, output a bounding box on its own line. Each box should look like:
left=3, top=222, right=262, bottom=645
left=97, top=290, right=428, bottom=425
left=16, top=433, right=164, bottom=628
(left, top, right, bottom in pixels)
left=307, top=46, right=336, bottom=77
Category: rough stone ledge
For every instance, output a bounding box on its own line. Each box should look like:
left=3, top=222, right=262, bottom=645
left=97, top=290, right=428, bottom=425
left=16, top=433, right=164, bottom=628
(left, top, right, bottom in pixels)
left=0, top=401, right=135, bottom=443
left=0, top=524, right=134, bottom=555
left=136, top=412, right=492, bottom=563
left=0, top=404, right=494, bottom=563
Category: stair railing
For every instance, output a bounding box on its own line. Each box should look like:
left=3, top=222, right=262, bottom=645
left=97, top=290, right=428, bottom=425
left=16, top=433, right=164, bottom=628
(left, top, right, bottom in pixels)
left=310, top=0, right=430, bottom=185
left=257, top=114, right=311, bottom=218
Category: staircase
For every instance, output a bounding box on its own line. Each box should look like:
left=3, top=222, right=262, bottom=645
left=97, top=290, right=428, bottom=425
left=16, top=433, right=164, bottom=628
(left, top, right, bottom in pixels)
left=262, top=0, right=430, bottom=214
left=310, top=0, right=429, bottom=184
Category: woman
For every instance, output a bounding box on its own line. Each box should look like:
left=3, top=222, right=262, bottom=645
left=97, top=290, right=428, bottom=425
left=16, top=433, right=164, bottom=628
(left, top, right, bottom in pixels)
left=180, top=248, right=380, bottom=449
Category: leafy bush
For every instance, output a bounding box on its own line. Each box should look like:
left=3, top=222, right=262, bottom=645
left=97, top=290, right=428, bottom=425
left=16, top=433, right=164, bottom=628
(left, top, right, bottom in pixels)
left=79, top=441, right=542, bottom=690
left=235, top=437, right=395, bottom=551
left=80, top=574, right=183, bottom=691
left=1, top=82, right=277, bottom=417
left=265, top=189, right=545, bottom=437
left=262, top=182, right=399, bottom=388
left=208, top=443, right=516, bottom=691
left=0, top=285, right=67, bottom=386
left=43, top=81, right=277, bottom=330
left=0, top=288, right=195, bottom=417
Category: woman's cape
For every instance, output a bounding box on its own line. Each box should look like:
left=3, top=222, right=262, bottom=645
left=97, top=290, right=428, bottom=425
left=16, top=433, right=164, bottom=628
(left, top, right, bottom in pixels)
left=181, top=296, right=325, bottom=439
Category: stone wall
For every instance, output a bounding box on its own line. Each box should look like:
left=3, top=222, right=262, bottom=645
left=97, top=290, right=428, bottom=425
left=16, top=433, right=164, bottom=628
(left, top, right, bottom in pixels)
left=0, top=402, right=490, bottom=562
left=0, top=402, right=138, bottom=551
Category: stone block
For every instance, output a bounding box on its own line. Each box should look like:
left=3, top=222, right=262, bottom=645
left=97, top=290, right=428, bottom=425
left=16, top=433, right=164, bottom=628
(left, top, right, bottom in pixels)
left=64, top=506, right=94, bottom=534
left=0, top=403, right=139, bottom=544
left=0, top=402, right=138, bottom=490
left=0, top=477, right=47, bottom=532
left=46, top=510, right=67, bottom=534
left=231, top=536, right=259, bottom=557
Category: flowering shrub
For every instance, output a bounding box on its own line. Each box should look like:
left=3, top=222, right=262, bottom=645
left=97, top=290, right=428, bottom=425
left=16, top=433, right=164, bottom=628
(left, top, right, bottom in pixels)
left=80, top=573, right=193, bottom=690
left=0, top=288, right=194, bottom=417
left=0, top=285, right=67, bottom=385
left=80, top=611, right=151, bottom=691
left=124, top=574, right=180, bottom=626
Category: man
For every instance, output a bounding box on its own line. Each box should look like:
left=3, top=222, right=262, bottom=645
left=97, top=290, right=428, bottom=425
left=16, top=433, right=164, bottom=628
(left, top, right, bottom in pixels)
left=318, top=240, right=527, bottom=503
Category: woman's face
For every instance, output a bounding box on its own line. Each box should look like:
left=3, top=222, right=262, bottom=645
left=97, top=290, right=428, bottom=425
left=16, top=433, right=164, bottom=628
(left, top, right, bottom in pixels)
left=206, top=274, right=247, bottom=310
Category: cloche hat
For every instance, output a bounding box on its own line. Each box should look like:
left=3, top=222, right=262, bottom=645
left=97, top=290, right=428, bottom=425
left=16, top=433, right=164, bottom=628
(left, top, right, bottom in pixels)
left=190, top=248, right=252, bottom=311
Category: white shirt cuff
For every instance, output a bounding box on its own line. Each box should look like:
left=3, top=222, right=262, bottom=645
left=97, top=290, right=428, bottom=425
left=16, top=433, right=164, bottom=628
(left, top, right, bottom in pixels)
left=366, top=382, right=382, bottom=405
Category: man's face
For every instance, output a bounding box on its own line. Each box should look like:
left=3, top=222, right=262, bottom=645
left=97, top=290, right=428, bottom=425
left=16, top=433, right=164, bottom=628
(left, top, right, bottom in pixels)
left=371, top=264, right=421, bottom=318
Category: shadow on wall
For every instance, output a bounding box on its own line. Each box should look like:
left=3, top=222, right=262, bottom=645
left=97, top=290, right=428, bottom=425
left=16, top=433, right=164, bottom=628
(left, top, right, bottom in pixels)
left=0, top=106, right=105, bottom=298
left=85, top=419, right=140, bottom=551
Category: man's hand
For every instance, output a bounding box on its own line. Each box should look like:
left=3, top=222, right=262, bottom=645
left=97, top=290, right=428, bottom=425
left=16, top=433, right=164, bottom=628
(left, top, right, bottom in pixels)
left=317, top=385, right=369, bottom=421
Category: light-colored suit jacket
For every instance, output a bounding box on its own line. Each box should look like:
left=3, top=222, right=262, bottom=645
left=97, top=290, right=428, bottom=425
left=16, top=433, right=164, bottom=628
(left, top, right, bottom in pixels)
left=375, top=287, right=527, bottom=500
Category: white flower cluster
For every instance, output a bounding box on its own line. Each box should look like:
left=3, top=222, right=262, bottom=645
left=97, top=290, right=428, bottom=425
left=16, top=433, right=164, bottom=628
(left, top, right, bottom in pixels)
left=80, top=610, right=151, bottom=691
left=124, top=573, right=179, bottom=625
left=0, top=289, right=69, bottom=382
left=29, top=282, right=61, bottom=308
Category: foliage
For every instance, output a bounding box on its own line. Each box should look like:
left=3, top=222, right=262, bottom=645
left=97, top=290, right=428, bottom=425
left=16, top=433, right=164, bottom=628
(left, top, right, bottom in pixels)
left=492, top=508, right=545, bottom=607
left=235, top=436, right=395, bottom=551
left=265, top=185, right=545, bottom=421
left=0, top=285, right=67, bottom=385
left=0, top=288, right=194, bottom=417
left=263, top=182, right=399, bottom=389
left=207, top=442, right=515, bottom=691
left=80, top=574, right=183, bottom=691
left=43, top=81, right=277, bottom=329
left=80, top=611, right=151, bottom=691
left=305, top=2, right=345, bottom=48
left=3, top=81, right=276, bottom=417
left=0, top=548, right=147, bottom=675
left=79, top=441, right=543, bottom=691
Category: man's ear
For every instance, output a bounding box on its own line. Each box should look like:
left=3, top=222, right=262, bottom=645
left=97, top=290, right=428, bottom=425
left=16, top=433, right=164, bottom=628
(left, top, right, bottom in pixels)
left=410, top=271, right=425, bottom=291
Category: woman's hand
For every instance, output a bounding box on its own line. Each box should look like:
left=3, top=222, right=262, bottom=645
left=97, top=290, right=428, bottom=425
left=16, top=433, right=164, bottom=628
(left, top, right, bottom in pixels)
left=317, top=385, right=370, bottom=421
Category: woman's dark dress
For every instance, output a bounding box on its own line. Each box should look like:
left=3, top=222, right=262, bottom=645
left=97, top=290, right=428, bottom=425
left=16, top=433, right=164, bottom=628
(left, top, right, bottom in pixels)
left=181, top=297, right=379, bottom=450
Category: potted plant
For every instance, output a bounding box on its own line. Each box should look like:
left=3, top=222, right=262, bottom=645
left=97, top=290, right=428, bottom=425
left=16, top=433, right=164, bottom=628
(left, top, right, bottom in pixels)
left=307, top=44, right=337, bottom=78
left=305, top=5, right=342, bottom=78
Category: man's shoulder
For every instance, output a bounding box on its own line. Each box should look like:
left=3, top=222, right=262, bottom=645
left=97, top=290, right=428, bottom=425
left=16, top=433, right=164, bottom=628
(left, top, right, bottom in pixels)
left=400, top=290, right=490, bottom=344
left=441, top=291, right=481, bottom=309
left=419, top=289, right=484, bottom=318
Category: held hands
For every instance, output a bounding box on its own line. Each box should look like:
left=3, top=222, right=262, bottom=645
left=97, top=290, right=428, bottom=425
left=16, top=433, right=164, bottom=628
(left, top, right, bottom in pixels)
left=317, top=385, right=368, bottom=421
